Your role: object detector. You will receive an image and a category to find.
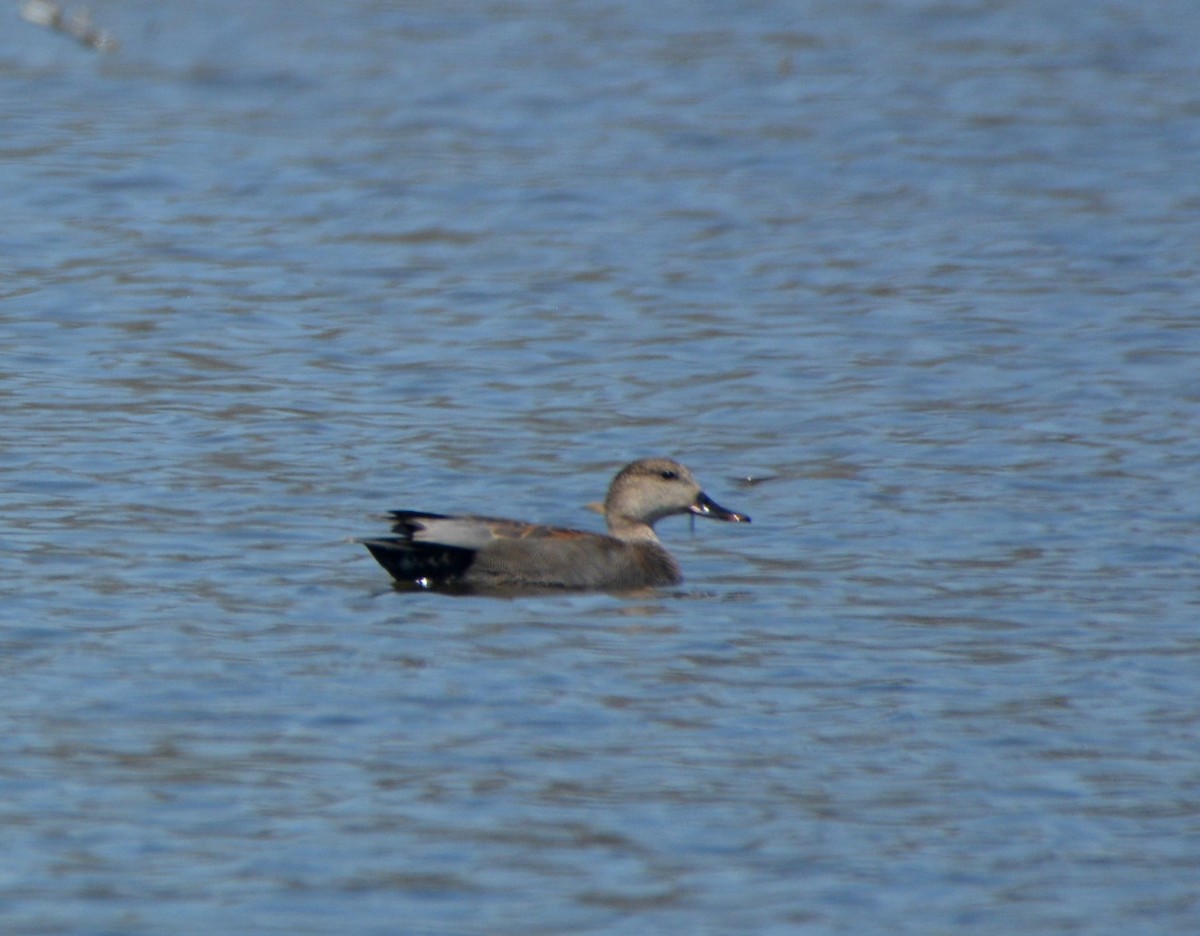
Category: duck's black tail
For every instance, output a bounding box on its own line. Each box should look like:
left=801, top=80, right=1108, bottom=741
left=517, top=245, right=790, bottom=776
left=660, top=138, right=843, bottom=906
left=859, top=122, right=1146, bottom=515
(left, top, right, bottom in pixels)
left=361, top=537, right=476, bottom=586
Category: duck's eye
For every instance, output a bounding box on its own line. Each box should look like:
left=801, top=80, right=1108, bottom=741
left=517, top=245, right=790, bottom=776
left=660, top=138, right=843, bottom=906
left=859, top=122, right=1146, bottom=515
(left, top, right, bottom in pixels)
left=660, top=470, right=678, bottom=480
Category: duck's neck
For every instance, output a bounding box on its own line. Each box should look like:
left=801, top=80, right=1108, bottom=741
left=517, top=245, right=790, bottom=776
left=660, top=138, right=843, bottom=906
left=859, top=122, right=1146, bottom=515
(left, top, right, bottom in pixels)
left=607, top=517, right=660, bottom=543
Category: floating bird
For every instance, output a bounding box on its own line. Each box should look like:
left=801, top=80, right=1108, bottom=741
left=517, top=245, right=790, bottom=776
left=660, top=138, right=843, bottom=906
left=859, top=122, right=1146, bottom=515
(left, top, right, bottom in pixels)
left=361, top=457, right=750, bottom=591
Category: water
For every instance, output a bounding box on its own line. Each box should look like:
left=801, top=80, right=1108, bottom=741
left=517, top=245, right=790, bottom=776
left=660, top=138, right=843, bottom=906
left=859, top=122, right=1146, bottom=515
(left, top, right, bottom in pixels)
left=3, top=1, right=1199, bottom=933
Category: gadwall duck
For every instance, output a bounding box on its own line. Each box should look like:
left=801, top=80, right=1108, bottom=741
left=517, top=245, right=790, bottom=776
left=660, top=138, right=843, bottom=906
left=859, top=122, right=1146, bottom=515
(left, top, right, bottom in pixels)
left=362, top=457, right=750, bottom=591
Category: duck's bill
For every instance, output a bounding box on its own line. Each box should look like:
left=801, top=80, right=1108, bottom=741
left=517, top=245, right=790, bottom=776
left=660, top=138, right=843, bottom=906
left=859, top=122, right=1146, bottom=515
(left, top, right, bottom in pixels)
left=690, top=491, right=751, bottom=523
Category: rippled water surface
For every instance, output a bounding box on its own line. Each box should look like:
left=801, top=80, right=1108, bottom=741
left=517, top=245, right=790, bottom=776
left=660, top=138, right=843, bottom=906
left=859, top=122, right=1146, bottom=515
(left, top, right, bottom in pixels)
left=3, top=1, right=1199, bottom=933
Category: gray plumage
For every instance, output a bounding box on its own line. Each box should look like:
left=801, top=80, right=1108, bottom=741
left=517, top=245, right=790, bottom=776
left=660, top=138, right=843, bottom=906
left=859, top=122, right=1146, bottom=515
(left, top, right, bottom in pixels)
left=361, top=457, right=750, bottom=592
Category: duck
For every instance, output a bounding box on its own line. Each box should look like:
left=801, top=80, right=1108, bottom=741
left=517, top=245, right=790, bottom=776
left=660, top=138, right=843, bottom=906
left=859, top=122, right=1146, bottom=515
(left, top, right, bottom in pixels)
left=361, top=457, right=750, bottom=591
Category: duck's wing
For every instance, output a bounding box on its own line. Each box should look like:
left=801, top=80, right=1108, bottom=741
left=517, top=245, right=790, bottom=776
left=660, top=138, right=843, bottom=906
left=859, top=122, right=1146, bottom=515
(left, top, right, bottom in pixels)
left=365, top=511, right=669, bottom=590
left=387, top=511, right=592, bottom=546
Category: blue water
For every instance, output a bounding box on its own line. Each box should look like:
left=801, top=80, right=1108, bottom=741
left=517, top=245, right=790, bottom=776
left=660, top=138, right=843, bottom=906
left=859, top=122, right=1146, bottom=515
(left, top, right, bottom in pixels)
left=3, top=1, right=1199, bottom=933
